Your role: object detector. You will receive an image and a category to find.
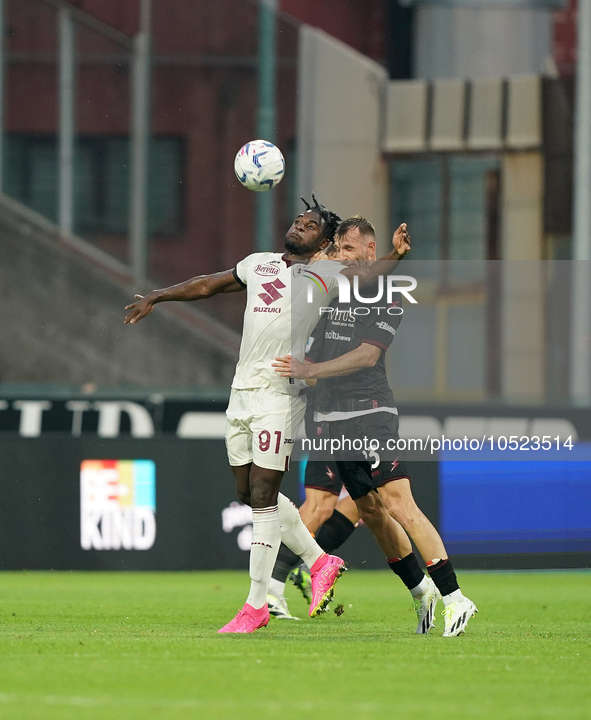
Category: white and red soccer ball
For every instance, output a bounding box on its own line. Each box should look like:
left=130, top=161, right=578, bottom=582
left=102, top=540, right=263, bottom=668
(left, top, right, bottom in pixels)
left=234, top=140, right=285, bottom=192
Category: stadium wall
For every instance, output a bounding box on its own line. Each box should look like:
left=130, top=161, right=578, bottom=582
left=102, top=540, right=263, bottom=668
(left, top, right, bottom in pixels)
left=0, top=193, right=240, bottom=388
left=296, top=26, right=389, bottom=247
left=0, top=436, right=395, bottom=572
left=1, top=399, right=589, bottom=572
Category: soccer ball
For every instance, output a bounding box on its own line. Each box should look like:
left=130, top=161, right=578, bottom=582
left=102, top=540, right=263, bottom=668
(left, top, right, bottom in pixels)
left=234, top=140, right=285, bottom=192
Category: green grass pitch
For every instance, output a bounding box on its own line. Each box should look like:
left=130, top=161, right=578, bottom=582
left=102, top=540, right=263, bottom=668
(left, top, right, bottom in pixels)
left=0, top=569, right=589, bottom=720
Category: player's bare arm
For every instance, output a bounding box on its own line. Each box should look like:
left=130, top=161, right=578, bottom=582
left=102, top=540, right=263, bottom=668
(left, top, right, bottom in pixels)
left=300, top=359, right=318, bottom=386
left=273, top=343, right=381, bottom=380
left=339, top=223, right=411, bottom=285
left=124, top=269, right=244, bottom=324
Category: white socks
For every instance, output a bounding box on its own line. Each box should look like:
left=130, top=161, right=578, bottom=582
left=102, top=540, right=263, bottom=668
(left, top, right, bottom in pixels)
left=268, top=577, right=286, bottom=600
left=442, top=589, right=464, bottom=606
left=244, top=495, right=324, bottom=610
left=245, top=505, right=281, bottom=609
left=277, top=493, right=323, bottom=569
left=409, top=575, right=431, bottom=598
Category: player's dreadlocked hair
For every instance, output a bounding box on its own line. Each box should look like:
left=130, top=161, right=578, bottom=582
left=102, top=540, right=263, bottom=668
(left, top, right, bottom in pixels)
left=300, top=194, right=342, bottom=243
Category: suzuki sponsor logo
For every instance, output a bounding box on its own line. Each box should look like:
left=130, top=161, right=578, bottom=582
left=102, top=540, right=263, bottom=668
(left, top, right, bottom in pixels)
left=258, top=278, right=285, bottom=306
left=80, top=459, right=156, bottom=551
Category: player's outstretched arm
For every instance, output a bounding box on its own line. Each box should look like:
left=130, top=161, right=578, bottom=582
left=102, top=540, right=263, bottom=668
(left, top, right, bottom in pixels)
left=124, top=269, right=243, bottom=325
left=273, top=343, right=381, bottom=380
left=340, top=223, right=411, bottom=286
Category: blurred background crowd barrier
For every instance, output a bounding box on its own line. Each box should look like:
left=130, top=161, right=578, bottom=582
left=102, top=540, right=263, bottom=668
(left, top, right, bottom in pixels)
left=0, top=0, right=589, bottom=570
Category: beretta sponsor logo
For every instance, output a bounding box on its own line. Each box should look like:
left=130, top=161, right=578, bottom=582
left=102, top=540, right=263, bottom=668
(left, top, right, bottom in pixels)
left=254, top=264, right=279, bottom=276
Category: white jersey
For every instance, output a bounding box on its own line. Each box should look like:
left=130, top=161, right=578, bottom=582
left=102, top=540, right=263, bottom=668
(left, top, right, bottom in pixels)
left=232, top=252, right=347, bottom=395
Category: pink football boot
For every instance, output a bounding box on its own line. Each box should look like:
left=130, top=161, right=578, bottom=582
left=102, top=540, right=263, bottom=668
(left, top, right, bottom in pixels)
left=309, top=554, right=347, bottom=617
left=218, top=603, right=270, bottom=634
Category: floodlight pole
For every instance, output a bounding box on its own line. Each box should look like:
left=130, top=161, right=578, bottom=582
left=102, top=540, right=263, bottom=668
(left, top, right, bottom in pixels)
left=58, top=5, right=76, bottom=235
left=129, top=0, right=152, bottom=283
left=0, top=0, right=5, bottom=191
left=570, top=0, right=591, bottom=405
left=255, top=0, right=277, bottom=253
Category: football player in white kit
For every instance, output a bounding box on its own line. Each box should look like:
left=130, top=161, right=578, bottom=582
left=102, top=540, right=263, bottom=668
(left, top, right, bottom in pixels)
left=124, top=196, right=411, bottom=633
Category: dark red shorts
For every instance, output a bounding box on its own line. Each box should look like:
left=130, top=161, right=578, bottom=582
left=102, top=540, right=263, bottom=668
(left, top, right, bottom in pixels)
left=304, top=460, right=342, bottom=496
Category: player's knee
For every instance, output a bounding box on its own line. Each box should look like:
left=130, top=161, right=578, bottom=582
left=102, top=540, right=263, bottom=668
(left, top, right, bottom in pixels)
left=236, top=488, right=251, bottom=506
left=317, top=494, right=337, bottom=513
left=357, top=502, right=385, bottom=528
left=312, top=497, right=337, bottom=524
left=311, top=507, right=332, bottom=528
left=304, top=489, right=336, bottom=517
left=380, top=482, right=417, bottom=513
left=248, top=466, right=282, bottom=508
left=249, top=484, right=278, bottom=508
left=358, top=510, right=379, bottom=531
left=384, top=499, right=421, bottom=527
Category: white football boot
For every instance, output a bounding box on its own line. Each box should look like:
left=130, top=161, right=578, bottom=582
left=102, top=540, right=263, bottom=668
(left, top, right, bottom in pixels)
left=442, top=596, right=478, bottom=636
left=267, top=594, right=300, bottom=620
left=413, top=577, right=441, bottom=634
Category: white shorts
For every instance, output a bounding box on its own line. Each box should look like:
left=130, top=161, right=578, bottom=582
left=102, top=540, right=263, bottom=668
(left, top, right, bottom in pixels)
left=225, top=387, right=306, bottom=472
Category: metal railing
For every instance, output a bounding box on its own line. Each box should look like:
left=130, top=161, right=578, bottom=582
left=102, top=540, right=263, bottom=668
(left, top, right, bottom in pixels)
left=0, top=0, right=150, bottom=283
